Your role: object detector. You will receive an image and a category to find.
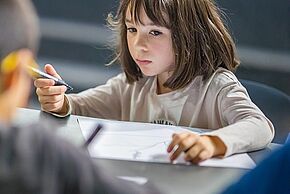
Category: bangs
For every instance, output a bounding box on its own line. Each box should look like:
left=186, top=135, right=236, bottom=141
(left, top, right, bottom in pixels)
left=128, top=0, right=170, bottom=28
left=111, top=0, right=239, bottom=87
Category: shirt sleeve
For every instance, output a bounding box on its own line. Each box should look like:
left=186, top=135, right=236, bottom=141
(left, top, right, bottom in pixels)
left=51, top=74, right=125, bottom=120
left=204, top=80, right=275, bottom=157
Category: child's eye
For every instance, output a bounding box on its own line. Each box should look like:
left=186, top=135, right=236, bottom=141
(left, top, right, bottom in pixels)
left=149, top=30, right=162, bottom=36
left=127, top=27, right=137, bottom=33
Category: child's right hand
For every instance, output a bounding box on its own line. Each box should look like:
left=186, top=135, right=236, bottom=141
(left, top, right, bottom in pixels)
left=34, top=64, right=68, bottom=114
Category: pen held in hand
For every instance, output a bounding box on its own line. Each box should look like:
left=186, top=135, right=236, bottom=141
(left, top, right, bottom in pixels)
left=28, top=66, right=73, bottom=91
left=83, top=124, right=103, bottom=148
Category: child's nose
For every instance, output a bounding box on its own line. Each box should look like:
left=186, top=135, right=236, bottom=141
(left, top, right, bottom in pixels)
left=134, top=34, right=148, bottom=52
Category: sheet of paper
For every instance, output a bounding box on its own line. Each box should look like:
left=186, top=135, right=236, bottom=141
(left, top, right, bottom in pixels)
left=78, top=118, right=256, bottom=169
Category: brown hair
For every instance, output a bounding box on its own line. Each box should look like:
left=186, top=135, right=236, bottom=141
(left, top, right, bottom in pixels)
left=107, top=0, right=240, bottom=90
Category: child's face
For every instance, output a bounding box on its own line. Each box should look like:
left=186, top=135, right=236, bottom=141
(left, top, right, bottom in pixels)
left=125, top=7, right=175, bottom=78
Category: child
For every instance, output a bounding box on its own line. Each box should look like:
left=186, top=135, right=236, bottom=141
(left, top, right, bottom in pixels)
left=0, top=0, right=39, bottom=122
left=34, top=0, right=274, bottom=163
left=0, top=0, right=161, bottom=193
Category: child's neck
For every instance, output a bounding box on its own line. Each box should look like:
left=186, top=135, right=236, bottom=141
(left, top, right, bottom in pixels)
left=157, top=74, right=173, bottom=95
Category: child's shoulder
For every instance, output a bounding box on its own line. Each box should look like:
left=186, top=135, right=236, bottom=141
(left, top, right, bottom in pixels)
left=212, top=68, right=239, bottom=83
left=207, top=67, right=241, bottom=91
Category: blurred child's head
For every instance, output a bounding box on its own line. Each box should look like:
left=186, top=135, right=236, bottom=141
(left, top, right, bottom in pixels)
left=0, top=0, right=39, bottom=123
left=108, top=0, right=240, bottom=89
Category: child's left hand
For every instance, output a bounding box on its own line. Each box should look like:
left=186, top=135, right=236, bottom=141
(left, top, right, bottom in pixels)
left=167, top=132, right=226, bottom=163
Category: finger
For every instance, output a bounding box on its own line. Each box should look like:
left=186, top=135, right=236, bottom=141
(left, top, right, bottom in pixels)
left=41, top=100, right=64, bottom=112
left=169, top=134, right=200, bottom=161
left=167, top=133, right=189, bottom=153
left=170, top=145, right=184, bottom=161
left=38, top=94, right=64, bottom=104
left=34, top=78, right=55, bottom=88
left=184, top=143, right=203, bottom=162
left=44, top=64, right=62, bottom=79
left=183, top=135, right=200, bottom=152
left=36, top=85, right=67, bottom=96
left=191, top=150, right=211, bottom=164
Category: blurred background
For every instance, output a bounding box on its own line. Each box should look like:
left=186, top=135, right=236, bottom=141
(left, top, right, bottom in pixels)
left=29, top=0, right=290, bottom=108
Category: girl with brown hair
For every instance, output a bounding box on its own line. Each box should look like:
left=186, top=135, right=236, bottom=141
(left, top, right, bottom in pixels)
left=34, top=0, right=274, bottom=163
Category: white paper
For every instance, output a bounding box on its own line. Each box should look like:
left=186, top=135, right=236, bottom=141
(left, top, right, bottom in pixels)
left=78, top=118, right=256, bottom=169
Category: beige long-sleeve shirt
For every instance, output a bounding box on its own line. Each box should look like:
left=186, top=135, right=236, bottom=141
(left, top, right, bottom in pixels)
left=61, top=68, right=274, bottom=156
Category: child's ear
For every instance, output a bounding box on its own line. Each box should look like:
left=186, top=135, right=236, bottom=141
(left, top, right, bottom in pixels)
left=0, top=49, right=33, bottom=123
left=5, top=49, right=33, bottom=83
left=1, top=49, right=33, bottom=106
left=1, top=51, right=23, bottom=92
left=2, top=62, right=21, bottom=92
